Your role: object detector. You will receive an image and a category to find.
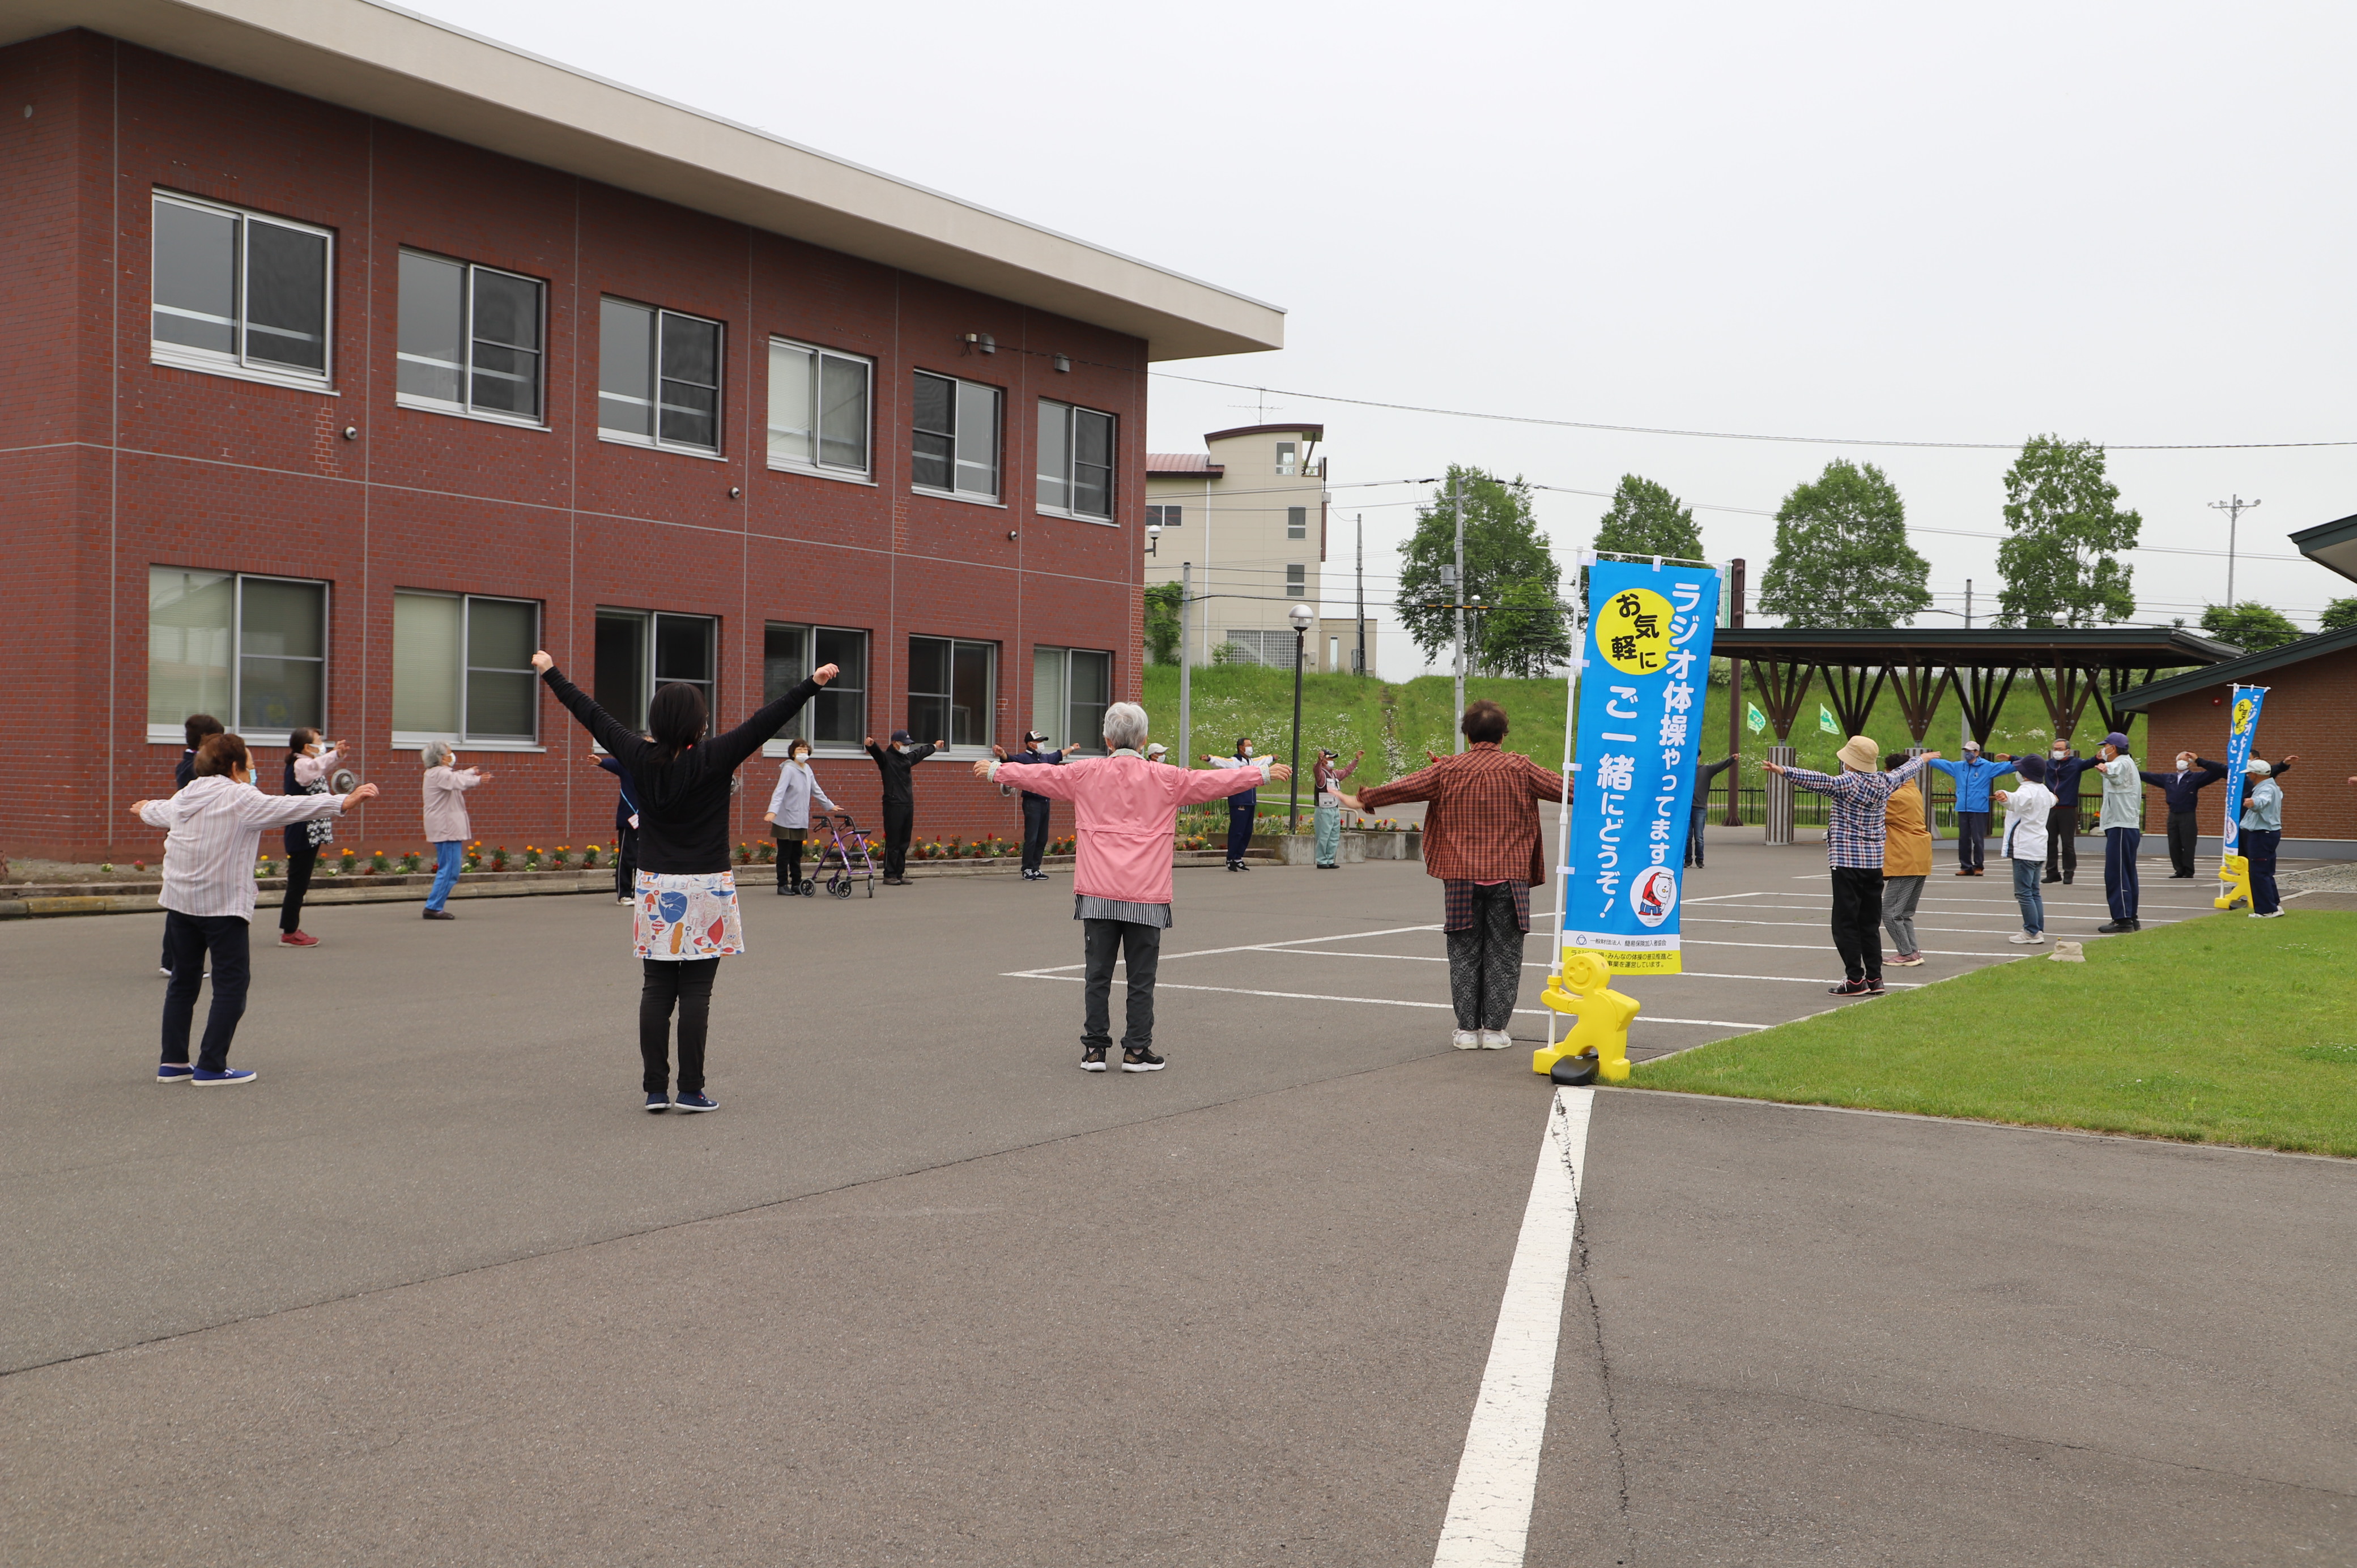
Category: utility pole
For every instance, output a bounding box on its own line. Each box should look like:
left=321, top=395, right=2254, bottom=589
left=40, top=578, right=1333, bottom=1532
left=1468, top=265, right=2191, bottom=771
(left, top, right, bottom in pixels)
left=2209, top=495, right=2260, bottom=609
left=1452, top=472, right=1467, bottom=751
left=1177, top=562, right=1192, bottom=775
left=1961, top=577, right=1974, bottom=753
left=1354, top=513, right=1366, bottom=677
left=1723, top=558, right=1745, bottom=828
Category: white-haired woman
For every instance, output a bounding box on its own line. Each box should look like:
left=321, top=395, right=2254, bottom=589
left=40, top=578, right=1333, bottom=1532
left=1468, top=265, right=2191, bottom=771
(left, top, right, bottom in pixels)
left=763, top=738, right=839, bottom=895
left=420, top=742, right=492, bottom=921
left=977, top=702, right=1290, bottom=1072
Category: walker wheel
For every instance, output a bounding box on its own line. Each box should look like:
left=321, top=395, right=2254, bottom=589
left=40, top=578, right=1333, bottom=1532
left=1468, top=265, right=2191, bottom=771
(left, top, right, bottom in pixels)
left=1550, top=1051, right=1601, bottom=1086
left=829, top=875, right=852, bottom=899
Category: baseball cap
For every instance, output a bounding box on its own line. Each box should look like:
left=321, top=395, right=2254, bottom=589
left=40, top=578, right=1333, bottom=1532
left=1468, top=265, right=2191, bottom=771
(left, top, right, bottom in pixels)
left=1023, top=730, right=1049, bottom=745
left=889, top=730, right=913, bottom=745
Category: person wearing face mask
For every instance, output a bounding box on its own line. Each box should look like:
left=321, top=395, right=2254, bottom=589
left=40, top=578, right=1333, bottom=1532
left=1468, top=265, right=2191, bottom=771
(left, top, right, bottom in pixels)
left=2161, top=749, right=2298, bottom=880
left=992, top=731, right=1067, bottom=881
left=2239, top=759, right=2286, bottom=917
left=275, top=727, right=350, bottom=947
left=763, top=739, right=839, bottom=895
left=1994, top=754, right=2056, bottom=945
left=2040, top=740, right=2096, bottom=884
left=864, top=730, right=944, bottom=887
left=1203, top=737, right=1262, bottom=871
left=1923, top=740, right=2017, bottom=875
left=2089, top=731, right=2145, bottom=932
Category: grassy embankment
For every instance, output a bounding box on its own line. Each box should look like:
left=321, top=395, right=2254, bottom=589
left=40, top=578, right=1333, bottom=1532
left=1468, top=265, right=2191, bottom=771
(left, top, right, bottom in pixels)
left=1636, top=910, right=2357, bottom=1157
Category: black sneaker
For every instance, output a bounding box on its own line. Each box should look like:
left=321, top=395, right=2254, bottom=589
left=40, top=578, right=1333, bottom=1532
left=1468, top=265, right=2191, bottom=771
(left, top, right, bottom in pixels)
left=2096, top=919, right=2132, bottom=934
left=1827, top=979, right=1872, bottom=996
left=1121, top=1048, right=1167, bottom=1073
left=1080, top=1046, right=1108, bottom=1072
left=644, top=1093, right=669, bottom=1113
left=1864, top=980, right=1887, bottom=996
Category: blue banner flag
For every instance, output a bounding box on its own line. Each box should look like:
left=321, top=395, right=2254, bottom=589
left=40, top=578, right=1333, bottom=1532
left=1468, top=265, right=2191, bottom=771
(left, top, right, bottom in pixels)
left=1563, top=560, right=1721, bottom=974
left=2218, top=684, right=2267, bottom=859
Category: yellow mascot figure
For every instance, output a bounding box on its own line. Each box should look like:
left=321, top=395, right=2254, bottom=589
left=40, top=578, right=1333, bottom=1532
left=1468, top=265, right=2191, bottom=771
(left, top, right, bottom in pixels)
left=1535, top=948, right=1640, bottom=1084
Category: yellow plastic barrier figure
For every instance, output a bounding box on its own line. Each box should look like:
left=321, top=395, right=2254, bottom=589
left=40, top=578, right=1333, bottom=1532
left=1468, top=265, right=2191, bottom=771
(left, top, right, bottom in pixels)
left=2214, top=852, right=2251, bottom=912
left=1535, top=948, right=1640, bottom=1084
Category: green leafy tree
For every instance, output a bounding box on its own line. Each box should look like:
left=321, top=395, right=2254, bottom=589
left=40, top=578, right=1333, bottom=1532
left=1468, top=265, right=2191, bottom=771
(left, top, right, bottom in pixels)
left=1396, top=466, right=1560, bottom=666
left=1994, top=435, right=2139, bottom=626
left=1592, top=474, right=1703, bottom=562
left=1480, top=576, right=1573, bottom=676
left=2320, top=596, right=2357, bottom=633
left=1142, top=581, right=1184, bottom=664
left=1758, top=459, right=1930, bottom=627
left=2199, top=601, right=2304, bottom=651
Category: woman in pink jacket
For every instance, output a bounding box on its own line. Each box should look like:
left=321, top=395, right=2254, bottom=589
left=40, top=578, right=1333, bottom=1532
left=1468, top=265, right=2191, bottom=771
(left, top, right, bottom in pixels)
left=977, top=701, right=1290, bottom=1073
left=420, top=742, right=493, bottom=921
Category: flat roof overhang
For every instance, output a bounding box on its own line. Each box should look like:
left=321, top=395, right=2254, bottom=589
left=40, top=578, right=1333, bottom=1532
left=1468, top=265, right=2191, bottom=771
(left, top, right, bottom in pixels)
left=2289, top=513, right=2357, bottom=586
left=1710, top=627, right=2243, bottom=668
left=0, top=0, right=1285, bottom=361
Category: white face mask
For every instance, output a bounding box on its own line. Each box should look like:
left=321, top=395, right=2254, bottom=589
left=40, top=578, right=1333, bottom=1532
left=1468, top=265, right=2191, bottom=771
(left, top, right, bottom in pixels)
left=895, top=744, right=909, bottom=755
left=2052, top=748, right=2067, bottom=759
left=790, top=750, right=810, bottom=765
left=2177, top=759, right=2192, bottom=772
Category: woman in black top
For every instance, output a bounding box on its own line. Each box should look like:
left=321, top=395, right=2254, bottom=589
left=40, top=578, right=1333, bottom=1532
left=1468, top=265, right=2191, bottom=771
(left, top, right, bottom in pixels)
left=532, top=649, right=837, bottom=1113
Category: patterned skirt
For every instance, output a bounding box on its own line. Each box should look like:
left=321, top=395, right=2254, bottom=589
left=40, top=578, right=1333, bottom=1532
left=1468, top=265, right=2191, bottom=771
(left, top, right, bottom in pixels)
left=632, top=869, right=744, bottom=960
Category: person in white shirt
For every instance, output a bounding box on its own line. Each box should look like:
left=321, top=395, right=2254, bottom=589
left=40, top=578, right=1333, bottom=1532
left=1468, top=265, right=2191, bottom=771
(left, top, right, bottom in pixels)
left=762, top=739, right=839, bottom=895
left=276, top=727, right=351, bottom=947
left=1994, top=753, right=2057, bottom=944
left=133, top=732, right=378, bottom=1085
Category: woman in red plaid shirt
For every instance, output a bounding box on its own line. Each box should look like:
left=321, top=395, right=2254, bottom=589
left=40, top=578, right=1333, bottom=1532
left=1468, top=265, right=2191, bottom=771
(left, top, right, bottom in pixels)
left=1341, top=700, right=1568, bottom=1051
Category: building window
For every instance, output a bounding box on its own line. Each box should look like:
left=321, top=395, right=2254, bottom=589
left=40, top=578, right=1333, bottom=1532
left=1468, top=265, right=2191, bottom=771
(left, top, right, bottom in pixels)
left=147, top=568, right=327, bottom=744
left=1287, top=506, right=1308, bottom=540
left=761, top=622, right=869, bottom=750
left=1219, top=629, right=1296, bottom=668
left=397, top=250, right=546, bottom=423
left=767, top=339, right=872, bottom=476
left=1145, top=503, right=1182, bottom=528
left=151, top=193, right=333, bottom=387
left=907, top=636, right=995, bottom=747
left=1286, top=564, right=1308, bottom=596
left=912, top=372, right=1002, bottom=500
left=1276, top=441, right=1298, bottom=476
left=1037, top=400, right=1115, bottom=520
left=600, top=299, right=723, bottom=454
left=1033, top=647, right=1112, bottom=753
left=594, top=608, right=716, bottom=732
left=391, top=592, right=541, bottom=744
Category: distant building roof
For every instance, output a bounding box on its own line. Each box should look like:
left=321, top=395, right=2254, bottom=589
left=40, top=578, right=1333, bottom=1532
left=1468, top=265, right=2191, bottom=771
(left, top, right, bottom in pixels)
left=2112, top=625, right=2357, bottom=712
left=1147, top=454, right=1224, bottom=476
left=2290, top=512, right=2357, bottom=585
left=1203, top=424, right=1324, bottom=444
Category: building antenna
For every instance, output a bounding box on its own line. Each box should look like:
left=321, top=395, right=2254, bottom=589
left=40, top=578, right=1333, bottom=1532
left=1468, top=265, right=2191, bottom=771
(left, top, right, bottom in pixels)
left=2207, top=495, right=2260, bottom=609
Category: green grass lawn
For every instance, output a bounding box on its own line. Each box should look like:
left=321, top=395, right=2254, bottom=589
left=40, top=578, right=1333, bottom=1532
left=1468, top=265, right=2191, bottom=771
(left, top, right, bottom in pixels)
left=1634, top=910, right=2357, bottom=1156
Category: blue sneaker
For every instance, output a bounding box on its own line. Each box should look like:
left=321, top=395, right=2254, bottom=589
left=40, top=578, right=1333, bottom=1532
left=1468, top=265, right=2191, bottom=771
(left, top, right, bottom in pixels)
left=644, top=1093, right=670, bottom=1114
left=673, top=1090, right=718, bottom=1113
left=191, top=1067, right=258, bottom=1087
left=157, top=1063, right=193, bottom=1084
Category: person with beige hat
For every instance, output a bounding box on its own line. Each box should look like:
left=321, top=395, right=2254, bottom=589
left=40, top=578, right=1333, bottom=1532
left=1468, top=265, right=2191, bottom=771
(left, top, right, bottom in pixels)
left=1763, top=735, right=1935, bottom=996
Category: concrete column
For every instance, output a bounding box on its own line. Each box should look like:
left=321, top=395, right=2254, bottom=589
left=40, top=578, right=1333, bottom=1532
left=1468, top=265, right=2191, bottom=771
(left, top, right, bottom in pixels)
left=1766, top=743, right=1796, bottom=847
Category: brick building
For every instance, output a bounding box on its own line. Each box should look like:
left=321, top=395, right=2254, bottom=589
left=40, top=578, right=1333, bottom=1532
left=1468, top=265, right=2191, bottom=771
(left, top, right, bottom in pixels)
left=0, top=0, right=1282, bottom=862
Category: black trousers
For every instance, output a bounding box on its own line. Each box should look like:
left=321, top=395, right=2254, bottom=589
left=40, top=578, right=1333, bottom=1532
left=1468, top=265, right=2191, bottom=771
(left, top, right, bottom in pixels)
left=2245, top=828, right=2281, bottom=914
left=639, top=957, right=718, bottom=1094
left=1082, top=919, right=1163, bottom=1053
left=1020, top=796, right=1052, bottom=874
left=882, top=799, right=914, bottom=878
left=614, top=823, right=639, bottom=899
left=2167, top=810, right=2199, bottom=877
left=2104, top=827, right=2142, bottom=922
left=1955, top=812, right=1989, bottom=870
left=1828, top=866, right=1885, bottom=982
left=775, top=832, right=804, bottom=889
left=161, top=911, right=251, bottom=1071
left=1226, top=795, right=1256, bottom=864
left=279, top=841, right=319, bottom=933
left=2044, top=805, right=2080, bottom=879
left=1445, top=883, right=1526, bottom=1030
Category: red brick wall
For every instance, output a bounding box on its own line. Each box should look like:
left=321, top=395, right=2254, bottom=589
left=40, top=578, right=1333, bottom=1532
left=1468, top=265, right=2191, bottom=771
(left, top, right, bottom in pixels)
left=1, top=31, right=1151, bottom=862
left=2139, top=644, right=2357, bottom=843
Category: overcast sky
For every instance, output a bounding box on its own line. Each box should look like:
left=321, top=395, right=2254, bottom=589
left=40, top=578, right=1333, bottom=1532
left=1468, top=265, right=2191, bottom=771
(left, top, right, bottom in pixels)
left=409, top=0, right=2357, bottom=676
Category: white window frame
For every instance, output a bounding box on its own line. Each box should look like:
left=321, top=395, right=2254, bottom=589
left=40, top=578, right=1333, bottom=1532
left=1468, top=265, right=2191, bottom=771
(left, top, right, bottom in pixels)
left=394, top=249, right=548, bottom=428
left=389, top=591, right=546, bottom=751
left=1287, top=506, right=1308, bottom=540
left=1145, top=503, right=1182, bottom=528
left=758, top=621, right=872, bottom=756
left=911, top=370, right=1005, bottom=504
left=1286, top=564, right=1308, bottom=598
left=599, top=299, right=726, bottom=457
left=907, top=634, right=998, bottom=748
left=150, top=191, right=335, bottom=393
left=766, top=337, right=875, bottom=482
left=144, top=569, right=330, bottom=747
left=1032, top=645, right=1114, bottom=756
left=1035, top=399, right=1117, bottom=524
left=592, top=607, right=719, bottom=737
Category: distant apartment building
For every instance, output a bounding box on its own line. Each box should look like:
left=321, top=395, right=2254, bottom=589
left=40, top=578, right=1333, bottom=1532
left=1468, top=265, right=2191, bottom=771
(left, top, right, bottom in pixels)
left=1145, top=424, right=1369, bottom=673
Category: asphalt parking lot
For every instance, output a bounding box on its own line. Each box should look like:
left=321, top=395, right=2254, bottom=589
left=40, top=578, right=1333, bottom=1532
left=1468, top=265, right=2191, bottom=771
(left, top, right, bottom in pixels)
left=4, top=838, right=2350, bottom=1565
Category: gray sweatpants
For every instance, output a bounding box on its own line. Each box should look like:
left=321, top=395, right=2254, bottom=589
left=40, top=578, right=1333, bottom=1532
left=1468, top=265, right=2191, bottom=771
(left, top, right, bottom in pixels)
left=1882, top=875, right=1927, bottom=957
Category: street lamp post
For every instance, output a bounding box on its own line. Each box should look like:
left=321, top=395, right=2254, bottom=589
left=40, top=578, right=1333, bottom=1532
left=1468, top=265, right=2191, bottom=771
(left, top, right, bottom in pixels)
left=1287, top=602, right=1313, bottom=833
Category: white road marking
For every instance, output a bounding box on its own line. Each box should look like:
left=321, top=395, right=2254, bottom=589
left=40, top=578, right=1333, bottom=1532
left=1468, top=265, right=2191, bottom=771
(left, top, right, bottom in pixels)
left=1682, top=914, right=2158, bottom=935
left=1004, top=973, right=1768, bottom=1029
left=1239, top=949, right=1925, bottom=988
left=1432, top=1088, right=1592, bottom=1568
left=1687, top=938, right=2013, bottom=957
left=1011, top=924, right=1445, bottom=975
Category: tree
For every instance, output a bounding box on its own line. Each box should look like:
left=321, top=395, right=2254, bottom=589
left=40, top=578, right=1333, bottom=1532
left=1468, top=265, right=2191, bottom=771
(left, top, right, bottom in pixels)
left=2320, top=596, right=2357, bottom=634
left=1757, top=458, right=1930, bottom=627
left=1480, top=576, right=1573, bottom=676
left=2199, top=601, right=2303, bottom=652
left=1395, top=466, right=1560, bottom=668
left=1592, top=474, right=1704, bottom=563
left=1994, top=435, right=2139, bottom=626
left=1142, top=581, right=1184, bottom=664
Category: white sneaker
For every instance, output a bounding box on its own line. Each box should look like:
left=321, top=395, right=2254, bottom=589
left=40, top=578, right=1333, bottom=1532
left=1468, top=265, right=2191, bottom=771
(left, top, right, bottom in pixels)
left=2007, top=930, right=2045, bottom=944
left=1451, top=1029, right=1481, bottom=1050
left=2251, top=909, right=2285, bottom=919
left=1479, top=1029, right=1513, bottom=1050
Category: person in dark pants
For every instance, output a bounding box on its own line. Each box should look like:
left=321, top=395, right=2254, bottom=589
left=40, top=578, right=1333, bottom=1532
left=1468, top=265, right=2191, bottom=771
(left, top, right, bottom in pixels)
left=2239, top=759, right=2285, bottom=917
left=157, top=713, right=224, bottom=975
left=538, top=647, right=838, bottom=1112
left=2149, top=751, right=2298, bottom=879
left=1203, top=738, right=1261, bottom=871
left=865, top=730, right=943, bottom=885
left=595, top=751, right=644, bottom=904
left=2089, top=731, right=2143, bottom=932
left=1925, top=742, right=2015, bottom=875
left=993, top=730, right=1066, bottom=880
left=276, top=727, right=350, bottom=947
left=2041, top=742, right=2096, bottom=884
left=1764, top=735, right=1934, bottom=996
left=1684, top=754, right=1736, bottom=868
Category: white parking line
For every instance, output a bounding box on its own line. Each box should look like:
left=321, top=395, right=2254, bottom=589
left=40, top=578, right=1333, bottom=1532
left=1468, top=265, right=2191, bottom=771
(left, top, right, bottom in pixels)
left=1238, top=950, right=1925, bottom=988
left=1432, top=1088, right=1592, bottom=1568
left=1683, top=914, right=2166, bottom=935
left=1006, top=973, right=1768, bottom=1029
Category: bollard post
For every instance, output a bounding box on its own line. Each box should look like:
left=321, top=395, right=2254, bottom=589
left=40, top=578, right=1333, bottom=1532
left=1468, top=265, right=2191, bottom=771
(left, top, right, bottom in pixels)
left=1765, top=743, right=1796, bottom=847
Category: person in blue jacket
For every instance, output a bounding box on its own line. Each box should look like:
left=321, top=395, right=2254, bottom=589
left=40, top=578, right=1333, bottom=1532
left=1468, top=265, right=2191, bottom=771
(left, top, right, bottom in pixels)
left=2141, top=749, right=2298, bottom=879
left=1203, top=738, right=1261, bottom=871
left=594, top=750, right=643, bottom=904
left=2039, top=740, right=2098, bottom=884
left=1924, top=740, right=2017, bottom=875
